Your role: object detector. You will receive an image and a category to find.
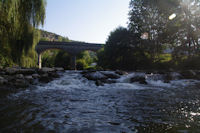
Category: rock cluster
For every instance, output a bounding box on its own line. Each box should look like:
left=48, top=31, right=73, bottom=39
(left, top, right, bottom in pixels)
left=82, top=70, right=127, bottom=86
left=0, top=67, right=64, bottom=89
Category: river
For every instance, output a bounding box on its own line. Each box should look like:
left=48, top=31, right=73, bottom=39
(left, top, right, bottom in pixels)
left=0, top=71, right=200, bottom=133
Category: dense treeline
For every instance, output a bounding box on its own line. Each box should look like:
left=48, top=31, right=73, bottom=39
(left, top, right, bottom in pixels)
left=0, top=0, right=46, bottom=67
left=98, top=0, right=200, bottom=70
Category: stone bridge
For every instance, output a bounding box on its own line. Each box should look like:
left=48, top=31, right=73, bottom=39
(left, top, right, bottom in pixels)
left=35, top=41, right=103, bottom=69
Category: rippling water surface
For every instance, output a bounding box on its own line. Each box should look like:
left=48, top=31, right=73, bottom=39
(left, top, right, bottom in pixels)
left=1, top=71, right=200, bottom=133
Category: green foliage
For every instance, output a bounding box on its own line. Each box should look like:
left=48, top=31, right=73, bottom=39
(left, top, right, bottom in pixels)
left=98, top=0, right=200, bottom=71
left=76, top=59, right=88, bottom=70
left=0, top=0, right=46, bottom=67
left=54, top=51, right=71, bottom=69
left=97, top=27, right=151, bottom=70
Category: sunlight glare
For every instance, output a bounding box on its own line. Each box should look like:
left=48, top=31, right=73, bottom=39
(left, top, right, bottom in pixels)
left=169, top=13, right=176, bottom=20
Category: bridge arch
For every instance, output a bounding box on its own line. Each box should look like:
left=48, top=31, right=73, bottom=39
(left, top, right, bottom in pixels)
left=35, top=41, right=103, bottom=69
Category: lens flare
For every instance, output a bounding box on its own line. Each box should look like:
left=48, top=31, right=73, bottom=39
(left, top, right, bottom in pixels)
left=169, top=13, right=176, bottom=20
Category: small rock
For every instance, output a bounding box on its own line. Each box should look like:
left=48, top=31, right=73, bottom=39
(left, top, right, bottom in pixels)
left=102, top=79, right=116, bottom=84
left=180, top=70, right=196, bottom=79
left=0, top=76, right=4, bottom=80
left=25, top=75, right=33, bottom=84
left=115, top=70, right=128, bottom=75
left=100, top=71, right=120, bottom=79
left=32, top=74, right=40, bottom=79
left=95, top=80, right=104, bottom=86
left=39, top=73, right=53, bottom=83
left=48, top=72, right=60, bottom=78
left=0, top=77, right=8, bottom=85
left=14, top=79, right=29, bottom=88
left=19, top=69, right=36, bottom=75
left=5, top=68, right=18, bottom=75
left=15, top=74, right=24, bottom=79
left=54, top=67, right=64, bottom=71
left=38, top=67, right=55, bottom=74
left=130, top=76, right=147, bottom=84
left=83, top=71, right=107, bottom=81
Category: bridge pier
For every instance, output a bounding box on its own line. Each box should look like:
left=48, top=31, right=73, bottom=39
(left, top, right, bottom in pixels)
left=38, top=53, right=42, bottom=69
left=70, top=55, right=76, bottom=70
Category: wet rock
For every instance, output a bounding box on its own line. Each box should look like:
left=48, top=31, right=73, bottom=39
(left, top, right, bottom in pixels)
left=19, top=69, right=36, bottom=75
left=0, top=70, right=5, bottom=75
left=83, top=71, right=107, bottom=81
left=164, top=72, right=182, bottom=82
left=48, top=72, right=60, bottom=78
left=25, top=76, right=34, bottom=83
left=115, top=70, right=128, bottom=75
left=130, top=76, right=147, bottom=84
left=0, top=76, right=8, bottom=85
left=108, top=122, right=121, bottom=125
left=95, top=80, right=104, bottom=86
left=180, top=70, right=197, bottom=79
left=14, top=79, right=29, bottom=88
left=100, top=71, right=120, bottom=79
left=38, top=67, right=55, bottom=74
left=54, top=67, right=64, bottom=71
left=102, top=79, right=116, bottom=84
left=5, top=68, right=36, bottom=75
left=5, top=68, right=18, bottom=75
left=15, top=74, right=24, bottom=79
left=39, top=73, right=53, bottom=83
left=32, top=73, right=40, bottom=79
left=81, top=70, right=96, bottom=74
left=0, top=76, right=4, bottom=80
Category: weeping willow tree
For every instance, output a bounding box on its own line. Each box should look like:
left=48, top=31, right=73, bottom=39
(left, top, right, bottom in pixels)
left=0, top=0, right=46, bottom=67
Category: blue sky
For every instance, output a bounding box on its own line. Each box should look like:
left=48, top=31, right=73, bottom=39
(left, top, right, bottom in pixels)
left=41, top=0, right=130, bottom=43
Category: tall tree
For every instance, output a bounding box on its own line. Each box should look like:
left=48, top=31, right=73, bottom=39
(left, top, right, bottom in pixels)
left=0, top=0, right=46, bottom=65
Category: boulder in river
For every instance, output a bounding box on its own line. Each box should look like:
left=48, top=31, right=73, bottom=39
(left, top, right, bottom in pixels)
left=100, top=71, right=120, bottom=79
left=32, top=74, right=40, bottom=79
left=5, top=67, right=18, bottom=75
left=95, top=80, right=104, bottom=86
left=25, top=76, right=34, bottom=83
left=14, top=79, right=29, bottom=88
left=39, top=73, right=53, bottom=83
left=180, top=70, right=197, bottom=79
left=38, top=67, right=55, bottom=74
left=83, top=71, right=108, bottom=81
left=130, top=76, right=147, bottom=84
left=0, top=76, right=8, bottom=85
left=54, top=67, right=64, bottom=71
left=48, top=72, right=60, bottom=78
left=115, top=70, right=128, bottom=75
left=15, top=74, right=24, bottom=79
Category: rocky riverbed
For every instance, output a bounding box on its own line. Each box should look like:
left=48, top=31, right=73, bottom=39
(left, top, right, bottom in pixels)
left=0, top=67, right=64, bottom=97
left=1, top=70, right=200, bottom=132
left=1, top=67, right=200, bottom=96
left=81, top=69, right=200, bottom=86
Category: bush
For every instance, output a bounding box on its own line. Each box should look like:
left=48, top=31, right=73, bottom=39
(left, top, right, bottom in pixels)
left=76, top=59, right=88, bottom=70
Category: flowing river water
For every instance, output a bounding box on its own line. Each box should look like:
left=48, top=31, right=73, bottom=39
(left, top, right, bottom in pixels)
left=0, top=71, right=200, bottom=133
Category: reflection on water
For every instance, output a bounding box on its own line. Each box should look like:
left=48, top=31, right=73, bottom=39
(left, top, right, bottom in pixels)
left=0, top=71, right=200, bottom=132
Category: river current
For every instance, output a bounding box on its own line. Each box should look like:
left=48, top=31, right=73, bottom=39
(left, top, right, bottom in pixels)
left=0, top=71, right=200, bottom=133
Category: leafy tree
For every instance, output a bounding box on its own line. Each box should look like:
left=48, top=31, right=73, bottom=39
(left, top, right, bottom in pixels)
left=0, top=0, right=46, bottom=66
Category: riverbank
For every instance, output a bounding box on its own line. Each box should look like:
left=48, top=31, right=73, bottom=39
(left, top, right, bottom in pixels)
left=0, top=67, right=64, bottom=97
left=1, top=67, right=200, bottom=96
